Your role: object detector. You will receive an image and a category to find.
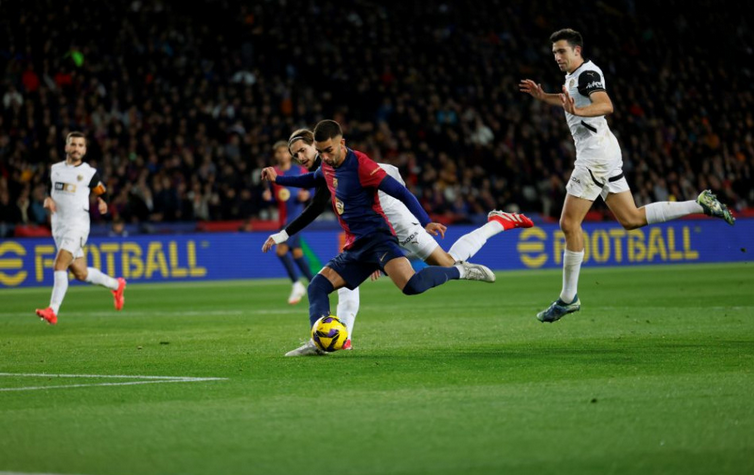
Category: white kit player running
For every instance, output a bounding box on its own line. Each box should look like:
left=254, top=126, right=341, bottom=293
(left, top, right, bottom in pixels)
left=261, top=129, right=533, bottom=355
left=35, top=132, right=126, bottom=325
left=520, top=28, right=735, bottom=323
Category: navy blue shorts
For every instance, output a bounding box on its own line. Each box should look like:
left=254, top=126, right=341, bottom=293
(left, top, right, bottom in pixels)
left=326, top=233, right=405, bottom=290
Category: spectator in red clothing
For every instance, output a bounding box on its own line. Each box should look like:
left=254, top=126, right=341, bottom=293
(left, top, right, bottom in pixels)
left=21, top=64, right=40, bottom=93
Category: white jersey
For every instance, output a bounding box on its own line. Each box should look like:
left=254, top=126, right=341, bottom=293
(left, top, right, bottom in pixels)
left=563, top=60, right=622, bottom=170
left=377, top=164, right=414, bottom=227
left=377, top=163, right=438, bottom=259
left=49, top=161, right=100, bottom=235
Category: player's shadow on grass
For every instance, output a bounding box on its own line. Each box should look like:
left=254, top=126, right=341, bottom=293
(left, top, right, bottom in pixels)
left=343, top=339, right=752, bottom=367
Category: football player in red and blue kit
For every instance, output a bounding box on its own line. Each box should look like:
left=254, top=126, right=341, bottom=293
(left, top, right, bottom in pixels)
left=264, top=141, right=315, bottom=304
left=262, top=120, right=495, bottom=345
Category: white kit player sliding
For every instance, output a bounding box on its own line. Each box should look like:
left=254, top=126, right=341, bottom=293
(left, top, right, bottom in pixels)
left=261, top=129, right=533, bottom=356
left=35, top=132, right=126, bottom=325
left=520, top=28, right=735, bottom=323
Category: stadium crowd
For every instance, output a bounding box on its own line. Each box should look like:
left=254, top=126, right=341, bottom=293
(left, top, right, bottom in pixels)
left=1, top=0, right=752, bottom=237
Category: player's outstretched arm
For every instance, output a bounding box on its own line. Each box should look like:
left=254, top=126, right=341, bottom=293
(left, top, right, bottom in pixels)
left=260, top=167, right=277, bottom=182
left=377, top=175, right=431, bottom=227
left=271, top=170, right=320, bottom=189
left=520, top=79, right=562, bottom=106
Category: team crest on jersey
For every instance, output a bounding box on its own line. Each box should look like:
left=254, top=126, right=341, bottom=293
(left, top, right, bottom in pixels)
left=77, top=174, right=83, bottom=181
left=332, top=178, right=338, bottom=189
left=335, top=198, right=344, bottom=215
left=569, top=78, right=575, bottom=88
left=277, top=188, right=291, bottom=201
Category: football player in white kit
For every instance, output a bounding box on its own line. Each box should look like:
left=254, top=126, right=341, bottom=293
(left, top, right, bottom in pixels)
left=262, top=129, right=533, bottom=355
left=520, top=28, right=735, bottom=323
left=35, top=132, right=126, bottom=325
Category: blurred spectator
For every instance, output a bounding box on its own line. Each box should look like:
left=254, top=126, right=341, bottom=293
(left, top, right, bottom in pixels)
left=0, top=0, right=750, bottom=231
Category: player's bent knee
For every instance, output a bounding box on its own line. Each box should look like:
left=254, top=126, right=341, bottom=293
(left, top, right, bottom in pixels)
left=559, top=219, right=581, bottom=235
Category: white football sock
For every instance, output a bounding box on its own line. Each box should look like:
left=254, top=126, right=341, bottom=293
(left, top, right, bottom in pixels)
left=84, top=267, right=119, bottom=290
left=336, top=287, right=360, bottom=339
left=50, top=270, right=69, bottom=314
left=644, top=201, right=703, bottom=225
left=560, top=249, right=584, bottom=304
left=448, top=221, right=504, bottom=262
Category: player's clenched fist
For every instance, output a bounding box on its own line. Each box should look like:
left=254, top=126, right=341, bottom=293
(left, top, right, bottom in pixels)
left=261, top=167, right=278, bottom=182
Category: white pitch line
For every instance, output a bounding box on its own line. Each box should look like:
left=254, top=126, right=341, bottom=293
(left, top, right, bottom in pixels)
left=0, top=380, right=223, bottom=392
left=0, top=308, right=303, bottom=318
left=0, top=373, right=227, bottom=392
left=0, top=372, right=224, bottom=380
left=0, top=472, right=88, bottom=475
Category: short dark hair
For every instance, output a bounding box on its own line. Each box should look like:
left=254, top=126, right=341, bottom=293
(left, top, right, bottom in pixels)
left=550, top=28, right=583, bottom=49
left=313, top=120, right=343, bottom=142
left=66, top=131, right=86, bottom=144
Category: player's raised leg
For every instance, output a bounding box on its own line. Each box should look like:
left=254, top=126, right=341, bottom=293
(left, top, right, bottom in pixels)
left=606, top=188, right=734, bottom=231
left=387, top=255, right=495, bottom=297
left=448, top=211, right=534, bottom=263
left=696, top=190, right=735, bottom=225
left=70, top=257, right=126, bottom=310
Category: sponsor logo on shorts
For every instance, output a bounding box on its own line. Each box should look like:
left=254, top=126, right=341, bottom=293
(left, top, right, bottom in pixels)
left=400, top=231, right=419, bottom=246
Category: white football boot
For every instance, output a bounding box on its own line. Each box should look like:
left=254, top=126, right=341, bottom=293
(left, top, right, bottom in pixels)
left=458, top=261, right=496, bottom=283
left=285, top=339, right=327, bottom=357
left=288, top=281, right=307, bottom=304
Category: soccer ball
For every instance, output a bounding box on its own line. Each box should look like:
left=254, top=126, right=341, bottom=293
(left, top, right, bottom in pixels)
left=311, top=315, right=348, bottom=352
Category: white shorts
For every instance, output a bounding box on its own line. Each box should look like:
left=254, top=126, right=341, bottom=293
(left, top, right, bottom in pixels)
left=566, top=164, right=630, bottom=201
left=53, top=231, right=88, bottom=259
left=390, top=218, right=438, bottom=261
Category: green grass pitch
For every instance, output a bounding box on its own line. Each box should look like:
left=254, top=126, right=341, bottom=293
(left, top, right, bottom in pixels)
left=1, top=263, right=753, bottom=475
